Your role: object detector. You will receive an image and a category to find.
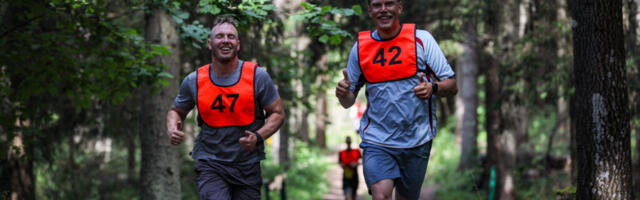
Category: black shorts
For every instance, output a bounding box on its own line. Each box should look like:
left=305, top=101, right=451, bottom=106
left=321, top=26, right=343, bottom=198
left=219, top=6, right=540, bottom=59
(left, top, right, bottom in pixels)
left=343, top=173, right=359, bottom=195
left=194, top=159, right=262, bottom=200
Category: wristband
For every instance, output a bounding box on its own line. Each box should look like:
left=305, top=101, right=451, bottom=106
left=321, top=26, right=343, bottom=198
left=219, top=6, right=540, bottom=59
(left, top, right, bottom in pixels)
left=432, top=82, right=439, bottom=94
left=254, top=132, right=264, bottom=144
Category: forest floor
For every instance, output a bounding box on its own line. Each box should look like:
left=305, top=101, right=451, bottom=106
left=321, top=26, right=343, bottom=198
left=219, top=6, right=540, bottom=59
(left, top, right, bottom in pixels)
left=322, top=145, right=437, bottom=200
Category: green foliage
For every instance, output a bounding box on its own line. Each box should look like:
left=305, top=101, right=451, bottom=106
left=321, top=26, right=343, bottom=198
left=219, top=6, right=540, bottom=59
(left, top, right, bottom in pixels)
left=554, top=186, right=576, bottom=200
left=36, top=138, right=140, bottom=199
left=198, top=0, right=276, bottom=26
left=0, top=0, right=171, bottom=158
left=291, top=2, right=362, bottom=45
left=262, top=141, right=331, bottom=200
left=425, top=116, right=485, bottom=199
left=516, top=172, right=571, bottom=200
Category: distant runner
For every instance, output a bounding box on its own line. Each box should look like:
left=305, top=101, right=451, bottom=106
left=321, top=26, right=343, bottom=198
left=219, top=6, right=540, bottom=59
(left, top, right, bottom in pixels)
left=339, top=136, right=362, bottom=200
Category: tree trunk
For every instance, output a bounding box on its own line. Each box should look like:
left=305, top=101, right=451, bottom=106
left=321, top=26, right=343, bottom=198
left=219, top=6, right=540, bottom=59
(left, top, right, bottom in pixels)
left=8, top=132, right=34, bottom=200
left=499, top=107, right=518, bottom=200
left=279, top=110, right=290, bottom=167
left=483, top=0, right=523, bottom=198
left=140, top=7, right=181, bottom=200
left=457, top=9, right=479, bottom=170
left=626, top=0, right=640, bottom=196
left=315, top=85, right=327, bottom=148
left=299, top=108, right=310, bottom=143
left=128, top=133, right=136, bottom=185
left=315, top=50, right=329, bottom=149
left=483, top=50, right=502, bottom=200
left=571, top=0, right=634, bottom=199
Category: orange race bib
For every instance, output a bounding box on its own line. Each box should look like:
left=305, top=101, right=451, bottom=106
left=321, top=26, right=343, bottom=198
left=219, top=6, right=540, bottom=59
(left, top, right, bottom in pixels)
left=197, top=61, right=257, bottom=127
left=358, top=24, right=418, bottom=83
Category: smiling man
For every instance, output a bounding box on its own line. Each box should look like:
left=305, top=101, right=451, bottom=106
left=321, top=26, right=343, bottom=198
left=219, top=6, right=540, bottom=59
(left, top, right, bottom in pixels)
left=335, top=0, right=458, bottom=199
left=166, top=16, right=284, bottom=199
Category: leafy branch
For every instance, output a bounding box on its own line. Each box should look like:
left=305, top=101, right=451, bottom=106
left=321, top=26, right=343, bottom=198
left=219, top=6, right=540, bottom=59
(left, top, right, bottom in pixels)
left=290, top=2, right=362, bottom=45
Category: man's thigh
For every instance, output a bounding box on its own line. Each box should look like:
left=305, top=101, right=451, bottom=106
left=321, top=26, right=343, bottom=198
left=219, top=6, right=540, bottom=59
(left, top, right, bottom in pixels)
left=195, top=160, right=262, bottom=200
left=230, top=184, right=261, bottom=200
left=361, top=142, right=401, bottom=190
left=395, top=141, right=433, bottom=200
left=195, top=161, right=231, bottom=200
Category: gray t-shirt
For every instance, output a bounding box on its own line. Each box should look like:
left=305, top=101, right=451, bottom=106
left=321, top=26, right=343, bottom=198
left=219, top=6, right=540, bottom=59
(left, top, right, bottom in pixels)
left=174, top=60, right=279, bottom=164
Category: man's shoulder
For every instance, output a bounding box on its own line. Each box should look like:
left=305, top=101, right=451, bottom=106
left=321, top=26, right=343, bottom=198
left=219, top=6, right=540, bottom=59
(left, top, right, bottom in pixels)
left=415, top=29, right=435, bottom=40
left=181, top=70, right=198, bottom=84
left=253, top=66, right=271, bottom=81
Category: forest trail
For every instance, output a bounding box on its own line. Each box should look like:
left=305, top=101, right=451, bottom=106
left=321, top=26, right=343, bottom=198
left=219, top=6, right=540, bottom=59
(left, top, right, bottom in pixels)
left=322, top=144, right=437, bottom=200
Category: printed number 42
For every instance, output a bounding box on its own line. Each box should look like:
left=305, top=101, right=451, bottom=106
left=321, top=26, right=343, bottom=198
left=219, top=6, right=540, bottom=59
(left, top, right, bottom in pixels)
left=211, top=94, right=239, bottom=112
left=373, top=46, right=402, bottom=66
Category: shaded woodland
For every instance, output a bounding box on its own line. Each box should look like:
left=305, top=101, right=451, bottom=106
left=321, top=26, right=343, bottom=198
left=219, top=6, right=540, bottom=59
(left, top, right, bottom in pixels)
left=1, top=0, right=638, bottom=199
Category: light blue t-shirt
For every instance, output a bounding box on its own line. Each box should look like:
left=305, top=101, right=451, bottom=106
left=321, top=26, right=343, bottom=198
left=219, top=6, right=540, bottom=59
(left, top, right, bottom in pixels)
left=347, top=28, right=455, bottom=148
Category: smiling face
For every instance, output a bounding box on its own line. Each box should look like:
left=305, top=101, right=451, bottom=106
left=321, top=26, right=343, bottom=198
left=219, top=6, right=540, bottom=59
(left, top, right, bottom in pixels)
left=208, top=23, right=240, bottom=63
left=368, top=0, right=403, bottom=31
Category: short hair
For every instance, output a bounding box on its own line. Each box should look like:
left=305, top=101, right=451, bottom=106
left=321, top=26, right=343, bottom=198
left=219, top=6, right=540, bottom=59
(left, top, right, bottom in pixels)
left=367, top=0, right=402, bottom=5
left=210, top=16, right=239, bottom=39
left=212, top=16, right=238, bottom=29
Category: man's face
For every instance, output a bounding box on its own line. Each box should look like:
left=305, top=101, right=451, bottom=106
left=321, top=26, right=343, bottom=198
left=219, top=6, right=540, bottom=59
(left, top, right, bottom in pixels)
left=208, top=23, right=240, bottom=63
left=368, top=0, right=403, bottom=31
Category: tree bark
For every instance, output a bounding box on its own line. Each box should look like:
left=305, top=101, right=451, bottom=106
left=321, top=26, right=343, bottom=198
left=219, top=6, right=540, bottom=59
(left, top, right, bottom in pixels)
left=314, top=50, right=329, bottom=149
left=8, top=132, right=34, bottom=200
left=140, top=7, right=181, bottom=200
left=483, top=50, right=502, bottom=200
left=315, top=83, right=327, bottom=148
left=279, top=111, right=290, bottom=166
left=571, top=0, right=633, bottom=199
left=128, top=133, right=136, bottom=185
left=457, top=9, right=479, bottom=171
left=299, top=108, right=310, bottom=143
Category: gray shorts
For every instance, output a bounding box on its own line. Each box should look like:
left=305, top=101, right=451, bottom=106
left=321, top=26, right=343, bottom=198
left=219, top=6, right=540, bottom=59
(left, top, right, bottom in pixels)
left=360, top=141, right=432, bottom=200
left=194, top=159, right=262, bottom=200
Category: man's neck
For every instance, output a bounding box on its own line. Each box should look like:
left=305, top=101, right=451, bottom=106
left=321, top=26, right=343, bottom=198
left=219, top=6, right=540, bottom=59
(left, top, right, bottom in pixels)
left=377, top=21, right=402, bottom=40
left=211, top=57, right=239, bottom=77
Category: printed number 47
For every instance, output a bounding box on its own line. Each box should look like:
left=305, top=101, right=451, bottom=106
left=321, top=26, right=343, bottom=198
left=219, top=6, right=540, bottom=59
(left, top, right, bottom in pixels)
left=211, top=94, right=239, bottom=112
left=373, top=46, right=402, bottom=66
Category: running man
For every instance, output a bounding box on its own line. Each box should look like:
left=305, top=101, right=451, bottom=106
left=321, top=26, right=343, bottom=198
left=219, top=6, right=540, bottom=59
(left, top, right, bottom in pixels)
left=335, top=0, right=458, bottom=199
left=166, top=16, right=284, bottom=199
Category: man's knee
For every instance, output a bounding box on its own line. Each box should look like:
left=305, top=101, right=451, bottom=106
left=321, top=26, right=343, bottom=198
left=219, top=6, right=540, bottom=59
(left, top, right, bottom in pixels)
left=372, top=190, right=392, bottom=200
left=371, top=179, right=394, bottom=200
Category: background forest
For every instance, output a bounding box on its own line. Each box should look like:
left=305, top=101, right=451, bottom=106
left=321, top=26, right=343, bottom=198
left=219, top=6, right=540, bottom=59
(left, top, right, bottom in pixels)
left=1, top=0, right=638, bottom=199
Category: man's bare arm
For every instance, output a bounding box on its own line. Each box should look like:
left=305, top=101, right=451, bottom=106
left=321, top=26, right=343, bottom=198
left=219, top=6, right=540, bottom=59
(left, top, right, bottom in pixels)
left=167, top=106, right=189, bottom=145
left=239, top=98, right=285, bottom=152
left=435, top=78, right=457, bottom=97
left=255, top=97, right=285, bottom=139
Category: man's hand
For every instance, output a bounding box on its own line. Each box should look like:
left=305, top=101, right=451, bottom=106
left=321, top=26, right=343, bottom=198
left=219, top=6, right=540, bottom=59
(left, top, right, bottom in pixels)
left=167, top=108, right=187, bottom=145
left=239, top=130, right=258, bottom=152
left=170, top=130, right=185, bottom=145
left=335, top=69, right=351, bottom=99
left=413, top=72, right=433, bottom=100
left=169, top=120, right=184, bottom=145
